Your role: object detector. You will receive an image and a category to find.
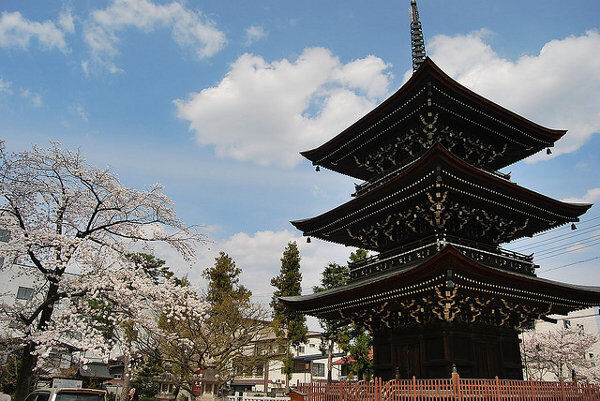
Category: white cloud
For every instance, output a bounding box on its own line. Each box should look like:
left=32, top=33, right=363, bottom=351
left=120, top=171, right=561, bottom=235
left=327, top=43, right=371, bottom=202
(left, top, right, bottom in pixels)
left=333, top=55, right=394, bottom=99
left=244, top=25, right=266, bottom=46
left=562, top=188, right=600, bottom=204
left=84, top=0, right=226, bottom=73
left=0, top=11, right=71, bottom=52
left=21, top=89, right=42, bottom=107
left=209, top=230, right=351, bottom=299
left=0, top=78, right=44, bottom=107
left=75, top=105, right=89, bottom=122
left=145, top=228, right=351, bottom=330
left=58, top=10, right=75, bottom=34
left=566, top=243, right=594, bottom=254
left=145, top=228, right=351, bottom=303
left=175, top=47, right=392, bottom=167
left=426, top=30, right=600, bottom=160
left=0, top=77, right=11, bottom=94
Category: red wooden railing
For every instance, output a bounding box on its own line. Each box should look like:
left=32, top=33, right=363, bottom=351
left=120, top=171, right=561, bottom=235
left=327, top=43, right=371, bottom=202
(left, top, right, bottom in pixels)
left=296, top=376, right=600, bottom=401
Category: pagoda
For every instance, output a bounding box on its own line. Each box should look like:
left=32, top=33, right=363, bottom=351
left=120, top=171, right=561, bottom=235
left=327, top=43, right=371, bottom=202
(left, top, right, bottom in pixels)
left=281, top=1, right=600, bottom=380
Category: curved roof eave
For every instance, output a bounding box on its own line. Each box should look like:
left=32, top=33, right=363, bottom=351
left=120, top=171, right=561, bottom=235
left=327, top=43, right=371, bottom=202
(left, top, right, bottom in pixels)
left=291, top=143, right=591, bottom=233
left=280, top=245, right=600, bottom=309
left=301, top=57, right=566, bottom=165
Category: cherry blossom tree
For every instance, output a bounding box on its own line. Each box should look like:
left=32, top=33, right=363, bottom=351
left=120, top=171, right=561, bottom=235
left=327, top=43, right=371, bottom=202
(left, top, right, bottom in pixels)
left=40, top=258, right=205, bottom=401
left=522, top=325, right=600, bottom=382
left=133, top=252, right=270, bottom=398
left=0, top=141, right=205, bottom=400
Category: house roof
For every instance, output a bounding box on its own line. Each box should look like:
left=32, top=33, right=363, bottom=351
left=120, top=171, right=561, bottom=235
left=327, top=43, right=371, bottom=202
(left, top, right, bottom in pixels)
left=294, top=352, right=346, bottom=362
left=78, top=363, right=112, bottom=380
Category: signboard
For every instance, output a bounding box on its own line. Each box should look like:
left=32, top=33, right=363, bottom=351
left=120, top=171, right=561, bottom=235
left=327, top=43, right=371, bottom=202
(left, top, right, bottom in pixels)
left=52, top=378, right=83, bottom=389
left=193, top=380, right=202, bottom=395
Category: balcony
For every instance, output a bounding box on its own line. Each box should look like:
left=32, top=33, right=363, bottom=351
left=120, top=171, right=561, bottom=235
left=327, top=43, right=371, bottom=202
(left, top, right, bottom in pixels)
left=348, top=235, right=536, bottom=280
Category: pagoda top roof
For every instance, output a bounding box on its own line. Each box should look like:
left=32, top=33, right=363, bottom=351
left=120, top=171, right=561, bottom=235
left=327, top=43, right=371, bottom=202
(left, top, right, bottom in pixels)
left=280, top=245, right=600, bottom=317
left=301, top=58, right=566, bottom=180
left=292, top=144, right=591, bottom=250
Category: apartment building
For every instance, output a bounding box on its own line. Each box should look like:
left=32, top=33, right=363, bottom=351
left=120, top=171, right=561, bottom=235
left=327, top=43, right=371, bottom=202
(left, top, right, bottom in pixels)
left=230, top=330, right=346, bottom=395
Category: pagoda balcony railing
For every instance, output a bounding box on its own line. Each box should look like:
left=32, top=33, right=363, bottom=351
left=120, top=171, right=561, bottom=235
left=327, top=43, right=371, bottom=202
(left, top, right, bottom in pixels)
left=349, top=235, right=536, bottom=280
left=352, top=160, right=417, bottom=197
left=352, top=159, right=511, bottom=198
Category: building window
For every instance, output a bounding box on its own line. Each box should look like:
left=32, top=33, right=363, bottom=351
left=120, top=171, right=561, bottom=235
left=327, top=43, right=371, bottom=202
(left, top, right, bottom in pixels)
left=577, top=324, right=584, bottom=333
left=161, top=383, right=174, bottom=393
left=563, top=319, right=571, bottom=329
left=297, top=346, right=305, bottom=353
left=309, top=343, right=316, bottom=348
left=16, top=287, right=34, bottom=301
left=0, top=229, right=10, bottom=243
left=312, top=363, right=325, bottom=377
left=293, top=360, right=310, bottom=373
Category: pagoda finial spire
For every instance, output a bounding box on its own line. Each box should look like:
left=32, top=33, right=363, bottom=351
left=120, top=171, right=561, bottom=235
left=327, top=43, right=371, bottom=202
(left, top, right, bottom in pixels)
left=409, top=0, right=426, bottom=72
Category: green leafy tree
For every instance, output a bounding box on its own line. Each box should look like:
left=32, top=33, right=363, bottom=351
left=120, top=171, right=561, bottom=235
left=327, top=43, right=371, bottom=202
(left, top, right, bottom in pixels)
left=313, top=262, right=350, bottom=383
left=270, top=242, right=307, bottom=391
left=132, top=353, right=162, bottom=401
left=342, top=249, right=373, bottom=380
left=344, top=326, right=373, bottom=380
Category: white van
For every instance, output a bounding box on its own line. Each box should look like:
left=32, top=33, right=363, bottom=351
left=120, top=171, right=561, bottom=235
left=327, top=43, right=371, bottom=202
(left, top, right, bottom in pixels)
left=25, top=389, right=106, bottom=401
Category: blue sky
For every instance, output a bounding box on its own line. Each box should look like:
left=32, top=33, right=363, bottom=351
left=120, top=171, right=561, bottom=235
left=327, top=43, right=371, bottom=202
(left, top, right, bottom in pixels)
left=1, top=0, right=599, bottom=312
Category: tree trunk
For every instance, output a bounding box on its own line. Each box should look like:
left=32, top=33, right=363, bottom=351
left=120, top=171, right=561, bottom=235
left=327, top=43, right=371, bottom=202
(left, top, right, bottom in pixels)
left=285, top=338, right=291, bottom=393
left=14, top=282, right=59, bottom=401
left=119, top=353, right=131, bottom=401
left=14, top=342, right=37, bottom=401
left=327, top=340, right=333, bottom=384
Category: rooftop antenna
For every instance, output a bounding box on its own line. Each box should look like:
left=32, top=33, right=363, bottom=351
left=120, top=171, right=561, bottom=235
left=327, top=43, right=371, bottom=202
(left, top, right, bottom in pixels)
left=409, top=0, right=426, bottom=72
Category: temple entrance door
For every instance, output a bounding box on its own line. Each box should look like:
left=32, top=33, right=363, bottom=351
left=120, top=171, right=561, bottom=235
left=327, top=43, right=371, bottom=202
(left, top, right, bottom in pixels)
left=394, top=342, right=421, bottom=378
left=474, top=341, right=498, bottom=378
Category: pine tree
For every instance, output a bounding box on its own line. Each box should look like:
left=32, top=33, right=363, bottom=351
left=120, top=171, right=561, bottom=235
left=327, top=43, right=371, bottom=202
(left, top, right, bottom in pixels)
left=203, top=252, right=251, bottom=307
left=270, top=241, right=307, bottom=391
left=313, top=262, right=350, bottom=383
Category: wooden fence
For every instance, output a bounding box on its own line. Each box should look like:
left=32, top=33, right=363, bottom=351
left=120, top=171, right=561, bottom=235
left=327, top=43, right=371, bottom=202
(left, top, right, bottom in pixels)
left=295, top=376, right=600, bottom=401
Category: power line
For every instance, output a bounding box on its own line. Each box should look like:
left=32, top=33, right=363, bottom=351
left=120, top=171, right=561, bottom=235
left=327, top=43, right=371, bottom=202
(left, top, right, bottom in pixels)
left=538, top=255, right=600, bottom=273
left=511, top=223, right=600, bottom=252
left=533, top=233, right=600, bottom=256
left=536, top=240, right=600, bottom=261
left=535, top=237, right=600, bottom=258
left=510, top=215, right=600, bottom=244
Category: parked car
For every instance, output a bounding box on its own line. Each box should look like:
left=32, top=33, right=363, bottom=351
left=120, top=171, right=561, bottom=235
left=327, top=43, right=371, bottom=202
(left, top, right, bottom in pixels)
left=25, top=389, right=106, bottom=401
